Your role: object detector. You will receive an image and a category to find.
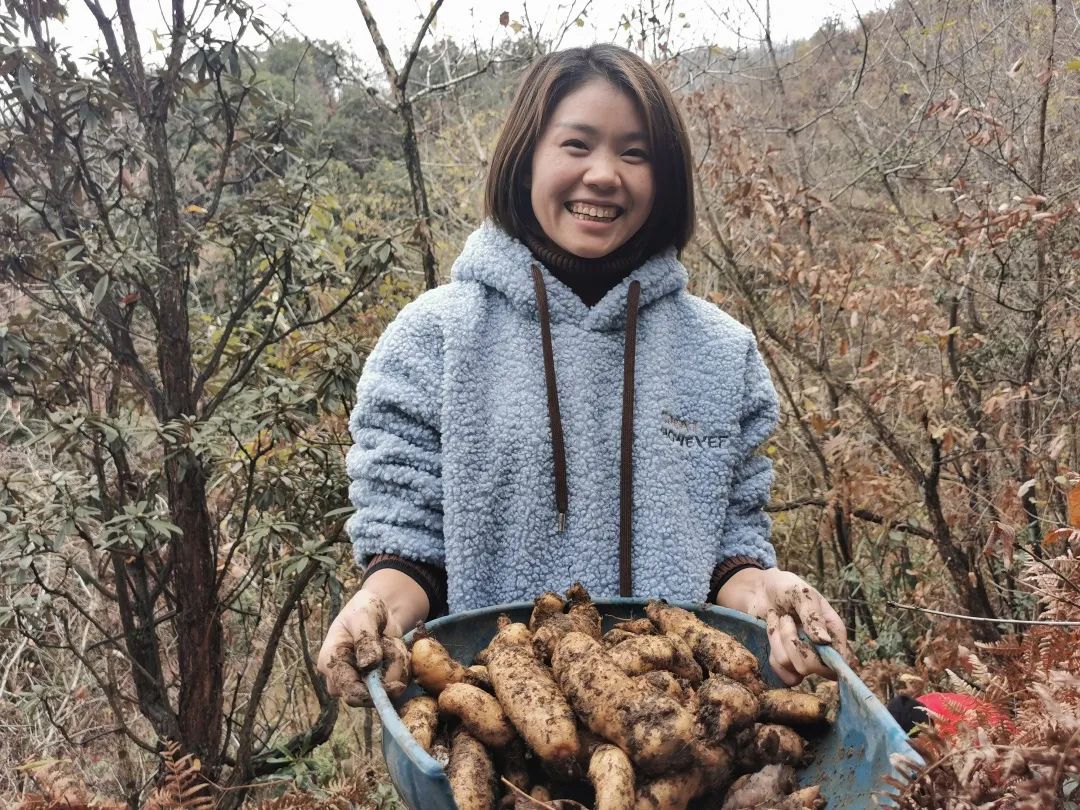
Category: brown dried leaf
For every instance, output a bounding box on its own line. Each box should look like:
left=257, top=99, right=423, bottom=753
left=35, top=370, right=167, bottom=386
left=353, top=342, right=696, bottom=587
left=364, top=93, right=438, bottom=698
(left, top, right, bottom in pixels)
left=1042, top=528, right=1077, bottom=549
left=1067, top=483, right=1080, bottom=529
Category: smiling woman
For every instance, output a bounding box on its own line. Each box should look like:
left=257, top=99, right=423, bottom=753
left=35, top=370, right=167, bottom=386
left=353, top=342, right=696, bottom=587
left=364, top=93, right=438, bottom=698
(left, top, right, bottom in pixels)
left=318, top=45, right=851, bottom=725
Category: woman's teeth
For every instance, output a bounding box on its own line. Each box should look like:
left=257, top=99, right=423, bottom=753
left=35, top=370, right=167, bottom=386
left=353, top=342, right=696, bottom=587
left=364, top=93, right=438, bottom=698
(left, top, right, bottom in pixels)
left=566, top=203, right=620, bottom=221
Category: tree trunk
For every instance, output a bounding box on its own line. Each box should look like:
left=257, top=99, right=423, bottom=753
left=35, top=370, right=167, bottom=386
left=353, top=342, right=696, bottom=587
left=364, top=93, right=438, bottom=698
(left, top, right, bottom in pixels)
left=354, top=0, right=442, bottom=290
left=399, top=99, right=439, bottom=290
left=1018, top=0, right=1058, bottom=553
left=147, top=112, right=225, bottom=767
left=924, top=478, right=1000, bottom=642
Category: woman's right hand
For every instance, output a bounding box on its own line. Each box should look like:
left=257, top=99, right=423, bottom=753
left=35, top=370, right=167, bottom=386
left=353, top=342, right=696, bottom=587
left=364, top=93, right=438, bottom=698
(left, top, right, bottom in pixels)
left=317, top=572, right=428, bottom=706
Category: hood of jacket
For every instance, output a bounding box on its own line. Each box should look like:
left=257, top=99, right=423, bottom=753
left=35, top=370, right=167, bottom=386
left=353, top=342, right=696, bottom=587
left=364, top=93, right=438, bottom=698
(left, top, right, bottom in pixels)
left=450, top=219, right=688, bottom=331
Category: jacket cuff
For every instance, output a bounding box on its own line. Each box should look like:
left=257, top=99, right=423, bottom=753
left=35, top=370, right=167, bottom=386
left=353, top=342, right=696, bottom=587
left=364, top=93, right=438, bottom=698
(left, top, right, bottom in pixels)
left=709, top=555, right=766, bottom=604
left=364, top=554, right=449, bottom=619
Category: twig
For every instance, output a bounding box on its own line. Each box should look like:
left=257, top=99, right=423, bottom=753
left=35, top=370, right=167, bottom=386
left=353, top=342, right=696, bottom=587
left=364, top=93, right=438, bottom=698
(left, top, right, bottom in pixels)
left=766, top=497, right=937, bottom=540
left=886, top=601, right=1080, bottom=626
left=400, top=0, right=447, bottom=87
left=407, top=59, right=499, bottom=104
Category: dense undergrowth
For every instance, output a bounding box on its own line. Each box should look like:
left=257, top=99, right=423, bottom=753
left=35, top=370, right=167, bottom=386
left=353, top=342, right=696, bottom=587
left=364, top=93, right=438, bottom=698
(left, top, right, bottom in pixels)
left=3, top=0, right=1079, bottom=804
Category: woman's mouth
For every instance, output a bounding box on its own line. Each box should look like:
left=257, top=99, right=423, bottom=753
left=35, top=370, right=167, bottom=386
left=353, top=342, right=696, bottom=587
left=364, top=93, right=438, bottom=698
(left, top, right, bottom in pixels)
left=565, top=201, right=623, bottom=222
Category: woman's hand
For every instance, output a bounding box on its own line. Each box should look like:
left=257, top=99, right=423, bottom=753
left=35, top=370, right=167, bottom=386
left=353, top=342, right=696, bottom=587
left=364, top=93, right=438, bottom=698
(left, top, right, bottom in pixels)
left=316, top=570, right=429, bottom=706
left=715, top=567, right=851, bottom=686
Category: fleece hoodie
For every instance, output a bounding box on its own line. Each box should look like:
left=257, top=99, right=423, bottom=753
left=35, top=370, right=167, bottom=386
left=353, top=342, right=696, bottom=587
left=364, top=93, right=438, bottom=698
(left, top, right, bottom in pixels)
left=346, top=220, right=779, bottom=613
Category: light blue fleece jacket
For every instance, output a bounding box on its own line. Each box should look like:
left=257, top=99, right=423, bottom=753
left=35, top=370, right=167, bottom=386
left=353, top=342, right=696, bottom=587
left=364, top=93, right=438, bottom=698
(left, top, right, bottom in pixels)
left=346, top=221, right=779, bottom=613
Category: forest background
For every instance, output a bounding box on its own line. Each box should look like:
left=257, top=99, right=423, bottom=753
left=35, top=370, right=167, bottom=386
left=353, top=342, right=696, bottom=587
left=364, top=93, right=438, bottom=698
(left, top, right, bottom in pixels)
left=1, top=0, right=1079, bottom=806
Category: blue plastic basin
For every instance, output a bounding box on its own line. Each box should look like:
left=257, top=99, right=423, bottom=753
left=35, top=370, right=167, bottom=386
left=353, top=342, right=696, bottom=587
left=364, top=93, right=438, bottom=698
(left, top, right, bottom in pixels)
left=365, top=598, right=919, bottom=809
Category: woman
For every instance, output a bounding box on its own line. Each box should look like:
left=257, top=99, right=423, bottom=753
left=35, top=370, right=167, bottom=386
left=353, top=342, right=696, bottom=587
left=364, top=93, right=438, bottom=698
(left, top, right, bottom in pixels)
left=317, top=44, right=850, bottom=706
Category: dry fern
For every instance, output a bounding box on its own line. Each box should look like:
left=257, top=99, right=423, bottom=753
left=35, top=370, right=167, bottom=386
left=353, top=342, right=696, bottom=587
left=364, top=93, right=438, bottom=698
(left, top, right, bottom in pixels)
left=15, top=760, right=126, bottom=810
left=878, top=527, right=1080, bottom=808
left=250, top=762, right=399, bottom=809
left=943, top=668, right=981, bottom=697
left=957, top=645, right=998, bottom=693
left=142, top=740, right=214, bottom=810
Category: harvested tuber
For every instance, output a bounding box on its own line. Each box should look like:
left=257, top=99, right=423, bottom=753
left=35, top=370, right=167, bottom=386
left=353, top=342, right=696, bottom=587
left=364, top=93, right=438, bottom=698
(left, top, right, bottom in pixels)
left=603, top=629, right=639, bottom=647
left=552, top=632, right=697, bottom=775
left=719, top=763, right=823, bottom=809
left=615, top=617, right=659, bottom=636
left=720, top=763, right=797, bottom=809
left=778, top=785, right=826, bottom=809
left=412, top=628, right=482, bottom=695
left=439, top=682, right=517, bottom=749
left=448, top=727, right=497, bottom=810
left=734, top=723, right=807, bottom=769
left=633, top=768, right=703, bottom=810
left=758, top=689, right=828, bottom=727
left=492, top=616, right=534, bottom=649
left=646, top=601, right=762, bottom=692
left=529, top=592, right=566, bottom=631
left=488, top=617, right=533, bottom=650
left=532, top=583, right=603, bottom=662
left=565, top=582, right=602, bottom=637
left=588, top=744, right=636, bottom=810
left=608, top=634, right=703, bottom=685
left=431, top=739, right=451, bottom=768
left=399, top=695, right=439, bottom=752
left=477, top=616, right=532, bottom=665
left=636, top=670, right=691, bottom=703
left=694, top=676, right=760, bottom=740
left=486, top=624, right=582, bottom=774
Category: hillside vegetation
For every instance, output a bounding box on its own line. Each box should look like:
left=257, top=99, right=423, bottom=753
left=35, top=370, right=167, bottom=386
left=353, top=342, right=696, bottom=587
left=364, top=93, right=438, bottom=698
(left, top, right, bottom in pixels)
left=1, top=0, right=1077, bottom=805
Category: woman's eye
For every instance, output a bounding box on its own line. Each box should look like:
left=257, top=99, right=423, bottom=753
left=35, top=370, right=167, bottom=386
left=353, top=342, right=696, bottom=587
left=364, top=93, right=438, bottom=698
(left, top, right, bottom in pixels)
left=562, top=140, right=588, bottom=150
left=625, top=149, right=649, bottom=160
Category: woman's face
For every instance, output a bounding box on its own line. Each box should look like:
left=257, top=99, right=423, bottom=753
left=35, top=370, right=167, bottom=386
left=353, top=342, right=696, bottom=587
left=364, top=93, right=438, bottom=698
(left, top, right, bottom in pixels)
left=528, top=78, right=655, bottom=259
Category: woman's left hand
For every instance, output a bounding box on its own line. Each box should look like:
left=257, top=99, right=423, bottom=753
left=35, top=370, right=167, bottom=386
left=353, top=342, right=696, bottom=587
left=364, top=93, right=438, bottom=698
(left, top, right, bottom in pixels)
left=718, top=567, right=851, bottom=686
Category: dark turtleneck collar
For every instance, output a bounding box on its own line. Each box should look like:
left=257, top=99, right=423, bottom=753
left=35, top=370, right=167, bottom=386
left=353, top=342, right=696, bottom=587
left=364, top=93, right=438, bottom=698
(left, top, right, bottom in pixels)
left=521, top=223, right=651, bottom=308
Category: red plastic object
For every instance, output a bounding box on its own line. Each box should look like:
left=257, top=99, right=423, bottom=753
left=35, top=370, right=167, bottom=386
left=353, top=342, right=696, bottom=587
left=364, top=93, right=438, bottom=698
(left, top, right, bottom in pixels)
left=916, top=692, right=1016, bottom=738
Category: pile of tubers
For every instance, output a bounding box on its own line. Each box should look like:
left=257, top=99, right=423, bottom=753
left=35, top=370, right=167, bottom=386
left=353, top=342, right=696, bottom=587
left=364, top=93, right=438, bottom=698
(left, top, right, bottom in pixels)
left=397, top=583, right=832, bottom=810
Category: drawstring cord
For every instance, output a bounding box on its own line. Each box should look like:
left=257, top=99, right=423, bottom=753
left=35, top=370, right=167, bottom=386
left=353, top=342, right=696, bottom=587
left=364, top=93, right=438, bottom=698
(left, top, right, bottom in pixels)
left=530, top=264, right=641, bottom=596
left=619, top=279, right=641, bottom=597
left=531, top=265, right=569, bottom=532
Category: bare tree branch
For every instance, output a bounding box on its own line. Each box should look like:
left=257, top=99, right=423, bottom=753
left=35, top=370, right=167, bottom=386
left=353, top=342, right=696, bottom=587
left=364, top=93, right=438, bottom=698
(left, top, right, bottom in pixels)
left=401, top=0, right=447, bottom=87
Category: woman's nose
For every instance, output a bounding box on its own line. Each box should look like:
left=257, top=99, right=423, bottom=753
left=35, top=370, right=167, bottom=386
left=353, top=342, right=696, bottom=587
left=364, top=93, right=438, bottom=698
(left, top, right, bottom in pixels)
left=583, top=153, right=619, bottom=188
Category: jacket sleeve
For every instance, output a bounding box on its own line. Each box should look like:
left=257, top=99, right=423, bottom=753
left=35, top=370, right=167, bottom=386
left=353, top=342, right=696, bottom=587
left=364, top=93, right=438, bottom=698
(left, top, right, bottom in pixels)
left=345, top=302, right=445, bottom=568
left=718, top=336, right=779, bottom=569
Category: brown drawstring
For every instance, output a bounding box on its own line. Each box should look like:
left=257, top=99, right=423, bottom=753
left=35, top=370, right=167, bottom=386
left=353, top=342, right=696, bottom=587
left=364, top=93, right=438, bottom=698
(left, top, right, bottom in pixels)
left=530, top=264, right=642, bottom=596
left=532, top=265, right=569, bottom=532
left=619, top=280, right=641, bottom=597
